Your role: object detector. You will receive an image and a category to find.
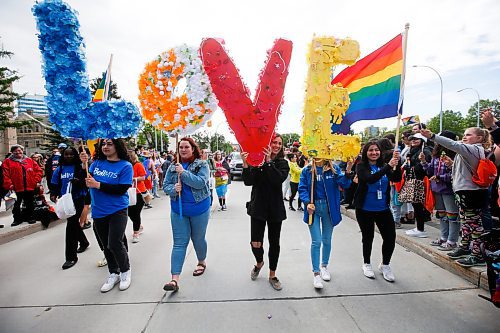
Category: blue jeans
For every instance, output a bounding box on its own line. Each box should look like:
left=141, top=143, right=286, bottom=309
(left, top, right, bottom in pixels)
left=308, top=200, right=334, bottom=273
left=170, top=209, right=210, bottom=275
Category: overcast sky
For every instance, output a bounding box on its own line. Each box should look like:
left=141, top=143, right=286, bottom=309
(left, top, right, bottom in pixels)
left=1, top=0, right=500, bottom=142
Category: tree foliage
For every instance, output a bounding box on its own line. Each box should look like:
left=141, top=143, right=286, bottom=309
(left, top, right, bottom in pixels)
left=136, top=121, right=170, bottom=151
left=463, top=99, right=500, bottom=128
left=191, top=130, right=233, bottom=153
left=89, top=75, right=121, bottom=100
left=426, top=110, right=467, bottom=137
left=280, top=133, right=301, bottom=148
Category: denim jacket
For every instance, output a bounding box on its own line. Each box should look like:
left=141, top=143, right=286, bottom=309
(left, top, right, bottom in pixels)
left=163, top=158, right=210, bottom=202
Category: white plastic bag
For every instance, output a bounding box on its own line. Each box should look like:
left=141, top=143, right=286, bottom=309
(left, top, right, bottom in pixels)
left=128, top=180, right=137, bottom=206
left=55, top=183, right=76, bottom=219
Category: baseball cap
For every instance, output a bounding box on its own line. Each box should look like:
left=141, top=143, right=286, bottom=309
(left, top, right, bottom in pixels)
left=58, top=143, right=68, bottom=149
left=408, top=133, right=427, bottom=142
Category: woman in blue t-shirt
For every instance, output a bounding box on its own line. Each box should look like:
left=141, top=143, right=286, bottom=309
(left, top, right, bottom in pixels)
left=353, top=141, right=401, bottom=282
left=162, top=137, right=211, bottom=292
left=51, top=147, right=89, bottom=270
left=85, top=139, right=133, bottom=293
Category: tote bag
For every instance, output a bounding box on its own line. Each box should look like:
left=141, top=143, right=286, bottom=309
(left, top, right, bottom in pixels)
left=55, top=183, right=76, bottom=219
left=128, top=180, right=137, bottom=206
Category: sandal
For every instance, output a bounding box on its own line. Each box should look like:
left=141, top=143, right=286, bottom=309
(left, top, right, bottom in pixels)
left=269, top=277, right=282, bottom=291
left=193, top=263, right=206, bottom=276
left=251, top=263, right=264, bottom=281
left=163, top=280, right=179, bottom=292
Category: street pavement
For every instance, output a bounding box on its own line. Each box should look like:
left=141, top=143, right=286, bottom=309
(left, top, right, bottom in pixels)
left=0, top=180, right=499, bottom=333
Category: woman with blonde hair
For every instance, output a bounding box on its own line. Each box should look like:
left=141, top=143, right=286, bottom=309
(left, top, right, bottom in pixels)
left=421, top=127, right=492, bottom=267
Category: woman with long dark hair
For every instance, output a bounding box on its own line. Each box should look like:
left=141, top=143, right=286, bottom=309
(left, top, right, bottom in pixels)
left=420, top=130, right=459, bottom=251
left=354, top=141, right=401, bottom=281
left=128, top=150, right=147, bottom=243
left=85, top=139, right=133, bottom=292
left=162, top=137, right=211, bottom=292
left=242, top=134, right=289, bottom=291
left=51, top=146, right=89, bottom=270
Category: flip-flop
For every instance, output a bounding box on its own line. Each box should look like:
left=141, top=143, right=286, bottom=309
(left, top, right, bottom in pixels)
left=193, top=263, right=206, bottom=276
left=163, top=280, right=179, bottom=292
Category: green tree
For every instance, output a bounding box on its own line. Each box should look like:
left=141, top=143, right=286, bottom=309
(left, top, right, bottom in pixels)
left=191, top=130, right=233, bottom=153
left=40, top=127, right=72, bottom=151
left=463, top=99, right=500, bottom=128
left=90, top=75, right=121, bottom=100
left=136, top=121, right=169, bottom=151
left=281, top=133, right=301, bottom=147
left=0, top=43, right=29, bottom=130
left=426, top=110, right=466, bottom=136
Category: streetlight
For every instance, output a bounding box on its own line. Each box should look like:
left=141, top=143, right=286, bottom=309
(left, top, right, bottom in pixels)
left=413, top=65, right=443, bottom=132
left=214, top=122, right=225, bottom=152
left=457, top=88, right=480, bottom=127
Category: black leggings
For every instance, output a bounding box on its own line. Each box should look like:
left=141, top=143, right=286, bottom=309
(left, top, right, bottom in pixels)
left=127, top=193, right=144, bottom=232
left=13, top=191, right=35, bottom=222
left=355, top=208, right=396, bottom=265
left=289, top=182, right=301, bottom=207
left=250, top=217, right=283, bottom=271
left=94, top=209, right=130, bottom=274
left=65, top=200, right=88, bottom=261
left=412, top=203, right=427, bottom=232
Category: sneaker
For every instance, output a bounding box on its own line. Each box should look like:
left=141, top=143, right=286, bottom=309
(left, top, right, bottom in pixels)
left=430, top=239, right=446, bottom=246
left=456, top=255, right=486, bottom=267
left=138, top=225, right=144, bottom=235
left=438, top=242, right=457, bottom=251
left=77, top=243, right=90, bottom=253
left=289, top=206, right=296, bottom=211
left=97, top=257, right=108, bottom=267
left=269, top=277, right=282, bottom=291
left=251, top=263, right=263, bottom=281
left=11, top=220, right=23, bottom=227
left=362, top=264, right=375, bottom=279
left=119, top=270, right=132, bottom=290
left=313, top=275, right=324, bottom=289
left=297, top=207, right=304, bottom=211
left=100, top=273, right=120, bottom=292
left=132, top=235, right=139, bottom=243
left=447, top=247, right=471, bottom=259
left=378, top=264, right=395, bottom=282
left=405, top=228, right=428, bottom=238
left=320, top=266, right=331, bottom=281
left=395, top=222, right=402, bottom=229
left=222, top=204, right=227, bottom=211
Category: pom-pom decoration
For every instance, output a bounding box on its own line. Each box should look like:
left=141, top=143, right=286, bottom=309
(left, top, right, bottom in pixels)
left=300, top=36, right=361, bottom=161
left=32, top=0, right=141, bottom=139
left=200, top=38, right=293, bottom=166
left=138, top=45, right=218, bottom=136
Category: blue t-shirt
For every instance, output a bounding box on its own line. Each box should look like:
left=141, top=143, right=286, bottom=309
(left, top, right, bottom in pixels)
left=171, top=162, right=210, bottom=217
left=89, top=159, right=133, bottom=218
left=314, top=166, right=327, bottom=200
left=363, top=165, right=389, bottom=212
left=51, top=165, right=86, bottom=198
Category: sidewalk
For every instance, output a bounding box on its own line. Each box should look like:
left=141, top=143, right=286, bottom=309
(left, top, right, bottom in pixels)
left=340, top=206, right=489, bottom=291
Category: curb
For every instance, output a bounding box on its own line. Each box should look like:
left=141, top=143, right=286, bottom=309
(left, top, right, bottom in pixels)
left=0, top=218, right=65, bottom=246
left=340, top=206, right=489, bottom=291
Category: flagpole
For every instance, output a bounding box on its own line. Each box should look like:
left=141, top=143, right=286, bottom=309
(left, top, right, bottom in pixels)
left=394, top=23, right=410, bottom=157
left=103, top=54, right=113, bottom=100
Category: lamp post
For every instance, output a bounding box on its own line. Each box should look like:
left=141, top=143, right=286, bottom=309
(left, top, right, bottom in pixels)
left=214, top=122, right=224, bottom=152
left=413, top=65, right=443, bottom=132
left=457, top=88, right=480, bottom=127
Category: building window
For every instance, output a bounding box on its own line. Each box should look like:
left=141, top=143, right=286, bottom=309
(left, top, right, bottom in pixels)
left=35, top=140, right=41, bottom=147
left=34, top=125, right=40, bottom=132
left=24, top=141, right=29, bottom=148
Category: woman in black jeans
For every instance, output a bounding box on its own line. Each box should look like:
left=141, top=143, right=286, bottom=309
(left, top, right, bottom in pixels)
left=242, top=134, right=289, bottom=291
left=85, top=139, right=133, bottom=293
left=354, top=141, right=401, bottom=282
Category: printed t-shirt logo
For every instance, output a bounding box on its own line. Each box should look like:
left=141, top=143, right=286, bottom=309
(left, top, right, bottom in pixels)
left=93, top=167, right=118, bottom=179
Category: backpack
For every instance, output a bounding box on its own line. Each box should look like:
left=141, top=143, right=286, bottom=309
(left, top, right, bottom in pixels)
left=464, top=146, right=498, bottom=188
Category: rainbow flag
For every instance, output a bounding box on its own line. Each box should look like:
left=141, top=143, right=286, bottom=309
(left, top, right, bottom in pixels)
left=332, top=34, right=404, bottom=134
left=402, top=115, right=420, bottom=126
left=92, top=71, right=107, bottom=102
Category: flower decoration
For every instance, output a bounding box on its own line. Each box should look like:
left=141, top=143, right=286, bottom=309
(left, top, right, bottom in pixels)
left=33, top=0, right=141, bottom=139
left=138, top=45, right=218, bottom=136
left=300, top=36, right=361, bottom=161
left=200, top=38, right=293, bottom=166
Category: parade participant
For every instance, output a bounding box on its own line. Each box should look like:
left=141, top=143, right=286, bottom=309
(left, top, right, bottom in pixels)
left=288, top=154, right=302, bottom=211
left=45, top=143, right=66, bottom=195
left=213, top=151, right=229, bottom=211
left=420, top=130, right=459, bottom=251
left=162, top=137, right=211, bottom=292
left=354, top=141, right=401, bottom=281
left=142, top=152, right=154, bottom=208
left=298, top=157, right=352, bottom=289
left=421, top=128, right=491, bottom=267
left=401, top=133, right=432, bottom=237
left=128, top=150, right=146, bottom=243
left=51, top=146, right=89, bottom=270
left=86, top=139, right=133, bottom=292
left=242, top=133, right=289, bottom=291
left=399, top=131, right=415, bottom=224
left=202, top=149, right=216, bottom=206
left=2, top=145, right=43, bottom=226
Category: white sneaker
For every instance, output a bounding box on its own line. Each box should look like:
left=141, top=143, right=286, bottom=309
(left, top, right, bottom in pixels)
left=320, top=266, right=331, bottom=281
left=132, top=235, right=139, bottom=243
left=362, top=264, right=375, bottom=279
left=405, top=228, right=428, bottom=238
left=119, top=270, right=132, bottom=291
left=97, top=257, right=108, bottom=267
left=100, top=273, right=120, bottom=293
left=313, top=274, right=323, bottom=289
left=378, top=264, right=395, bottom=282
